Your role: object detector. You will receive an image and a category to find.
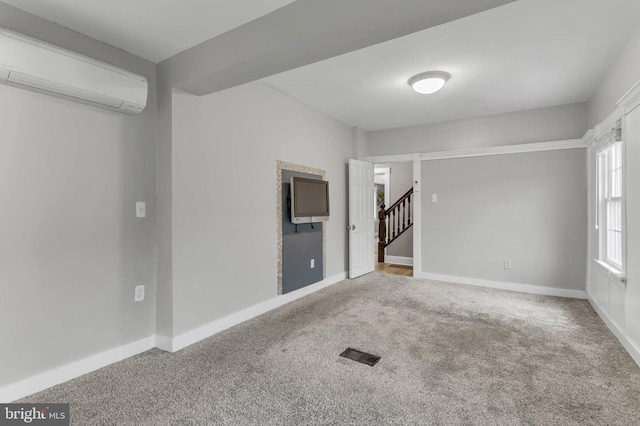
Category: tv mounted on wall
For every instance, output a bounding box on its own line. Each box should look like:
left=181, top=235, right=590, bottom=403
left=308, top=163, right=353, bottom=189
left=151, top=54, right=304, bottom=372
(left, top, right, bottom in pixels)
left=290, top=176, right=330, bottom=224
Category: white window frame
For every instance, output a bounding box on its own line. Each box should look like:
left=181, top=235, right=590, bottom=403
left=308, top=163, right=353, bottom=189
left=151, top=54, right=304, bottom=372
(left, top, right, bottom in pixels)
left=596, top=123, right=625, bottom=274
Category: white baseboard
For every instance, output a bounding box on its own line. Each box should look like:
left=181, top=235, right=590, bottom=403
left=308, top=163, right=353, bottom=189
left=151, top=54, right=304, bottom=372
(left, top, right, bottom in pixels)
left=167, top=272, right=348, bottom=353
left=384, top=256, right=413, bottom=266
left=154, top=335, right=174, bottom=353
left=415, top=271, right=587, bottom=299
left=0, top=273, right=349, bottom=401
left=0, top=336, right=155, bottom=403
left=588, top=295, right=640, bottom=368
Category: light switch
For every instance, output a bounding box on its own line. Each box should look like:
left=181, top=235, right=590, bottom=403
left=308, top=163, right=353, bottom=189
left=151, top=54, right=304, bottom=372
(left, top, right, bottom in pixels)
left=432, top=194, right=438, bottom=203
left=135, top=285, right=145, bottom=302
left=136, top=202, right=146, bottom=218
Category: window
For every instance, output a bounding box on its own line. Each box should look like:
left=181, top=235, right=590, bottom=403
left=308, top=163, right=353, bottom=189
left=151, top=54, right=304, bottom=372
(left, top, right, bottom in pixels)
left=596, top=121, right=624, bottom=271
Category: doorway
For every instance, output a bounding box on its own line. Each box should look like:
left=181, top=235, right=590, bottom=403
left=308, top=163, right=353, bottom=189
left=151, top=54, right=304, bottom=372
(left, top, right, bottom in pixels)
left=373, top=162, right=414, bottom=273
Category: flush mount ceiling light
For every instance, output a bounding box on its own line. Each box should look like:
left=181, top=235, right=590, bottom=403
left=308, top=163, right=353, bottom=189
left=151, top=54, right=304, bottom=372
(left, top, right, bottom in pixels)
left=408, top=71, right=451, bottom=94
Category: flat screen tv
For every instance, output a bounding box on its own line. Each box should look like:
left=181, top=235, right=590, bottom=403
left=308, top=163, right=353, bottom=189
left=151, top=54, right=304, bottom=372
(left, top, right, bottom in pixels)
left=290, top=176, right=330, bottom=224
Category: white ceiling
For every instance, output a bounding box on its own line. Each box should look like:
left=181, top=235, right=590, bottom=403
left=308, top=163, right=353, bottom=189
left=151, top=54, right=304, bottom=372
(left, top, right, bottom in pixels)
left=0, top=0, right=297, bottom=62
left=3, top=0, right=640, bottom=131
left=264, top=0, right=640, bottom=130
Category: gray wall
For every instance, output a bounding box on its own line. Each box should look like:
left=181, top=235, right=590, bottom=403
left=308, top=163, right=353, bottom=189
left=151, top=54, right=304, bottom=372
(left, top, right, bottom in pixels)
left=353, top=127, right=369, bottom=161
left=588, top=26, right=640, bottom=127
left=368, top=103, right=588, bottom=156
left=421, top=149, right=587, bottom=290
left=0, top=4, right=158, bottom=388
left=170, top=82, right=352, bottom=336
left=282, top=170, right=323, bottom=293
left=154, top=80, right=175, bottom=339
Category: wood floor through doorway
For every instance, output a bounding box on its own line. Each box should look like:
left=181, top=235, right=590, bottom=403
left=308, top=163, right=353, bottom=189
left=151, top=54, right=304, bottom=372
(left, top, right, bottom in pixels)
left=375, top=262, right=413, bottom=276
left=374, top=235, right=413, bottom=276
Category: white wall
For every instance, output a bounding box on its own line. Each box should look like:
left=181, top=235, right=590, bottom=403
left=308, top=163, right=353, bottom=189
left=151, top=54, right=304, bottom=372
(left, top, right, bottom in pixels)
left=368, top=103, right=588, bottom=156
left=624, top=106, right=640, bottom=355
left=0, top=4, right=157, bottom=389
left=585, top=23, right=640, bottom=365
left=171, top=82, right=352, bottom=336
left=588, top=26, right=640, bottom=127
left=586, top=93, right=640, bottom=365
left=420, top=150, right=587, bottom=291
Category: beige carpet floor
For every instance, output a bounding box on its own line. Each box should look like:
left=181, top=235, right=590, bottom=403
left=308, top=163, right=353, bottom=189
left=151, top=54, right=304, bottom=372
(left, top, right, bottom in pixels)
left=20, top=273, right=640, bottom=425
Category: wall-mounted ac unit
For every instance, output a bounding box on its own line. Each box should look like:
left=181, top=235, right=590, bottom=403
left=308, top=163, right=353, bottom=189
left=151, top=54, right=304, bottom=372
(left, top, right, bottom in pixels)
left=0, top=27, right=147, bottom=115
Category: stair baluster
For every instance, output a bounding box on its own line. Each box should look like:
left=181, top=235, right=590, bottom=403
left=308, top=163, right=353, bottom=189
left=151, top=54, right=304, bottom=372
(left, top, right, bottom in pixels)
left=377, top=187, right=414, bottom=263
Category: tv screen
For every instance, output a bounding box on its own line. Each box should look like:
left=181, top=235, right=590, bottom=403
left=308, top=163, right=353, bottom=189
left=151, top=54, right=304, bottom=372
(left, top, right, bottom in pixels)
left=290, top=177, right=330, bottom=224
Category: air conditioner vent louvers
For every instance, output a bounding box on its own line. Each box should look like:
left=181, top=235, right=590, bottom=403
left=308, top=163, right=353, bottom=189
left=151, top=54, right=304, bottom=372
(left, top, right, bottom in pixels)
left=9, top=71, right=125, bottom=108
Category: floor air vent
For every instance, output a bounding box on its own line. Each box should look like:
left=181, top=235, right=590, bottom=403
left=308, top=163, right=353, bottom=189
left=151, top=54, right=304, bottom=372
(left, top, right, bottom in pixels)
left=339, top=348, right=381, bottom=366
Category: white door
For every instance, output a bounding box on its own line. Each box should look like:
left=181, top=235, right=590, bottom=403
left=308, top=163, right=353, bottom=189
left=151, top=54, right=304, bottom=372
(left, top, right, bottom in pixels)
left=349, top=159, right=375, bottom=278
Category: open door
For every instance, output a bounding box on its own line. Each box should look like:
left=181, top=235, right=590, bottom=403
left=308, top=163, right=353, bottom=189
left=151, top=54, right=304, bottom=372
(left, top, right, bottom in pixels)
left=349, top=159, right=375, bottom=278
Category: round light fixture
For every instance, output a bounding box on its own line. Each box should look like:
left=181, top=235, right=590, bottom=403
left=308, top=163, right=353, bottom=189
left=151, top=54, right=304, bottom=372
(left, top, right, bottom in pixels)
left=408, top=71, right=451, bottom=94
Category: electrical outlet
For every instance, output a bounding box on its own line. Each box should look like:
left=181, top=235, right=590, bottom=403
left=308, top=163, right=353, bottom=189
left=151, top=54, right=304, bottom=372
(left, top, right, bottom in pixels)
left=136, top=202, right=146, bottom=218
left=432, top=193, right=438, bottom=203
left=310, top=259, right=315, bottom=268
left=504, top=260, right=512, bottom=270
left=135, top=285, right=145, bottom=302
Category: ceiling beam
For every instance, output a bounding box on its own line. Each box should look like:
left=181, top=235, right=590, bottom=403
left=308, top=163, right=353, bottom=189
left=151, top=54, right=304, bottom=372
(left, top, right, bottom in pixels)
left=159, top=0, right=517, bottom=96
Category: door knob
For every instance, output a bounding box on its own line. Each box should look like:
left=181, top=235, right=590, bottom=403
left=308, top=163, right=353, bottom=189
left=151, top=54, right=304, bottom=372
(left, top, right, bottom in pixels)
left=351, top=224, right=356, bottom=230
